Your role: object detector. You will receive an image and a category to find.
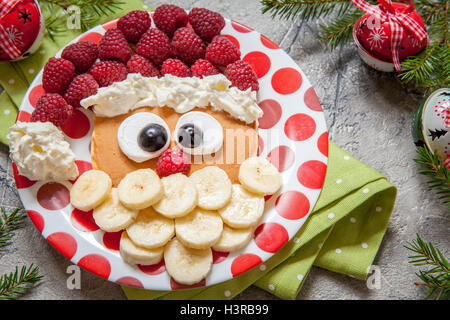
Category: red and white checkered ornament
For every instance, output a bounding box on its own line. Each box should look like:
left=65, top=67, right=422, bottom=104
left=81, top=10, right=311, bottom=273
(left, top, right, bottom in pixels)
left=0, top=0, right=45, bottom=62
left=353, top=0, right=428, bottom=72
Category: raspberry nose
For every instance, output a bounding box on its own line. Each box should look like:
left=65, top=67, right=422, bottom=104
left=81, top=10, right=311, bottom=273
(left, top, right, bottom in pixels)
left=155, top=148, right=191, bottom=178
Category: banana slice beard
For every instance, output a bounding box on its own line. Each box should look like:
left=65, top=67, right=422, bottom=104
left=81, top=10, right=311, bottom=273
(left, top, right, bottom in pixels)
left=218, top=184, right=265, bottom=229
left=189, top=166, right=232, bottom=210
left=93, top=188, right=138, bottom=232
left=238, top=157, right=282, bottom=195
left=126, top=207, right=174, bottom=249
left=120, top=231, right=164, bottom=266
left=153, top=173, right=197, bottom=218
left=175, top=208, right=223, bottom=249
left=118, top=169, right=163, bottom=210
left=164, top=237, right=212, bottom=285
left=70, top=170, right=112, bottom=212
left=212, top=225, right=253, bottom=252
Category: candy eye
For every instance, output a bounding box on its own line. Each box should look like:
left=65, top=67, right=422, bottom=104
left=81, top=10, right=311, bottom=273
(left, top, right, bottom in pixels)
left=175, top=111, right=223, bottom=155
left=118, top=113, right=170, bottom=163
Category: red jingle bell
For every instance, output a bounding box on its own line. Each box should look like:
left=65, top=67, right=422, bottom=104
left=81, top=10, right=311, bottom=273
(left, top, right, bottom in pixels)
left=0, top=0, right=45, bottom=62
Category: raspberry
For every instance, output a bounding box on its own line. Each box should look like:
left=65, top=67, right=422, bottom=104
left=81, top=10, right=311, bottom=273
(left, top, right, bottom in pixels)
left=171, top=27, right=206, bottom=65
left=188, top=8, right=225, bottom=42
left=117, top=10, right=151, bottom=43
left=89, top=60, right=128, bottom=87
left=42, top=57, right=75, bottom=94
left=61, top=41, right=98, bottom=74
left=153, top=4, right=188, bottom=38
left=98, top=28, right=132, bottom=63
left=136, top=27, right=171, bottom=66
left=225, top=60, right=259, bottom=91
left=156, top=148, right=190, bottom=177
left=31, top=93, right=73, bottom=127
left=127, top=54, right=161, bottom=77
left=161, top=59, right=191, bottom=77
left=206, top=35, right=241, bottom=67
left=64, top=74, right=99, bottom=108
left=191, top=59, right=220, bottom=78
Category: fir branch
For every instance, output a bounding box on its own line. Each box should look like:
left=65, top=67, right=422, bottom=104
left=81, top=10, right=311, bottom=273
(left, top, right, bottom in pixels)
left=0, top=265, right=43, bottom=300
left=0, top=207, right=27, bottom=251
left=318, top=10, right=363, bottom=50
left=405, top=234, right=450, bottom=300
left=261, top=0, right=353, bottom=21
left=413, top=147, right=450, bottom=206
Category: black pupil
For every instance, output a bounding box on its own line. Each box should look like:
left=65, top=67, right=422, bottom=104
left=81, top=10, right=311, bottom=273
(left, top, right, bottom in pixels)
left=178, top=124, right=202, bottom=148
left=138, top=124, right=167, bottom=152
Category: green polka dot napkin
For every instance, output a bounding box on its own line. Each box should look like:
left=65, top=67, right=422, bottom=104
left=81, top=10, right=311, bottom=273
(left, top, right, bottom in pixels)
left=122, top=142, right=397, bottom=300
left=0, top=0, right=397, bottom=300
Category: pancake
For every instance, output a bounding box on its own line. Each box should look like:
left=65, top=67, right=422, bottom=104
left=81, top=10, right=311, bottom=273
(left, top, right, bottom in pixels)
left=91, top=106, right=259, bottom=186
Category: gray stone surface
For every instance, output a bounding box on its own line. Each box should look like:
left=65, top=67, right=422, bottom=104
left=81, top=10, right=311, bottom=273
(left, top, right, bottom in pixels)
left=0, top=0, right=448, bottom=300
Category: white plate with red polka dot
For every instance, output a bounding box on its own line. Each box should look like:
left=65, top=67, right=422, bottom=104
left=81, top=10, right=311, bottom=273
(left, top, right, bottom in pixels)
left=14, top=15, right=328, bottom=290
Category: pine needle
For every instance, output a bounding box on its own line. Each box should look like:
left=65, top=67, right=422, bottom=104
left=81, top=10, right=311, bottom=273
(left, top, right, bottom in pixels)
left=318, top=10, right=363, bottom=50
left=0, top=265, right=43, bottom=300
left=0, top=208, right=27, bottom=251
left=405, top=234, right=449, bottom=300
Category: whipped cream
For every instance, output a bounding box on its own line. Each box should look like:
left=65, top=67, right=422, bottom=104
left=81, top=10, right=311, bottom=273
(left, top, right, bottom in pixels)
left=8, top=122, right=79, bottom=181
left=80, top=74, right=263, bottom=124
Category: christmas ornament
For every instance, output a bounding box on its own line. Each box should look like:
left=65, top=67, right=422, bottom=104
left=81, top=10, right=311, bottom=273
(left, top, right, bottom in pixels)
left=412, top=88, right=450, bottom=167
left=352, top=0, right=428, bottom=72
left=0, top=0, right=45, bottom=62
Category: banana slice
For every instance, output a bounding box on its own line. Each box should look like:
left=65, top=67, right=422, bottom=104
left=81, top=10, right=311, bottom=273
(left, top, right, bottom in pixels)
left=126, top=207, right=174, bottom=249
left=212, top=225, right=253, bottom=252
left=118, top=169, right=163, bottom=210
left=218, top=184, right=265, bottom=229
left=70, top=170, right=112, bottom=212
left=238, top=156, right=282, bottom=195
left=93, top=188, right=138, bottom=232
left=164, top=237, right=212, bottom=285
left=120, top=231, right=164, bottom=266
left=175, top=208, right=223, bottom=249
left=153, top=173, right=197, bottom=218
left=189, top=166, right=232, bottom=210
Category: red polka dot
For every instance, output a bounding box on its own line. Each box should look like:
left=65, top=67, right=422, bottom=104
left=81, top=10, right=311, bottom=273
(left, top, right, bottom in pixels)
left=78, top=32, right=103, bottom=44
left=12, top=162, right=36, bottom=189
left=116, top=276, right=143, bottom=288
left=47, top=232, right=77, bottom=259
left=71, top=209, right=99, bottom=232
left=304, top=87, right=323, bottom=111
left=28, top=84, right=45, bottom=107
left=223, top=34, right=240, bottom=49
left=138, top=260, right=166, bottom=275
left=258, top=99, right=282, bottom=129
left=102, top=19, right=118, bottom=30
left=16, top=110, right=31, bottom=122
left=297, top=160, right=327, bottom=189
left=231, top=253, right=262, bottom=277
left=77, top=254, right=111, bottom=279
left=212, top=250, right=229, bottom=264
left=37, top=183, right=70, bottom=210
left=284, top=113, right=316, bottom=141
left=254, top=222, right=289, bottom=253
left=243, top=51, right=271, bottom=78
left=60, top=109, right=91, bottom=139
left=170, top=278, right=206, bottom=290
left=271, top=68, right=302, bottom=95
left=231, top=20, right=252, bottom=33
left=257, top=135, right=264, bottom=156
left=70, top=160, right=93, bottom=184
left=317, top=132, right=328, bottom=157
left=103, top=231, right=123, bottom=251
left=27, top=210, right=44, bottom=233
left=267, top=145, right=295, bottom=172
left=260, top=34, right=279, bottom=49
left=275, top=191, right=310, bottom=220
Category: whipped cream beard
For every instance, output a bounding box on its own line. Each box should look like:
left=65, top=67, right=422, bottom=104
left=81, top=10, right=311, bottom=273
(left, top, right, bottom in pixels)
left=8, top=122, right=79, bottom=181
left=80, top=74, right=263, bottom=124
